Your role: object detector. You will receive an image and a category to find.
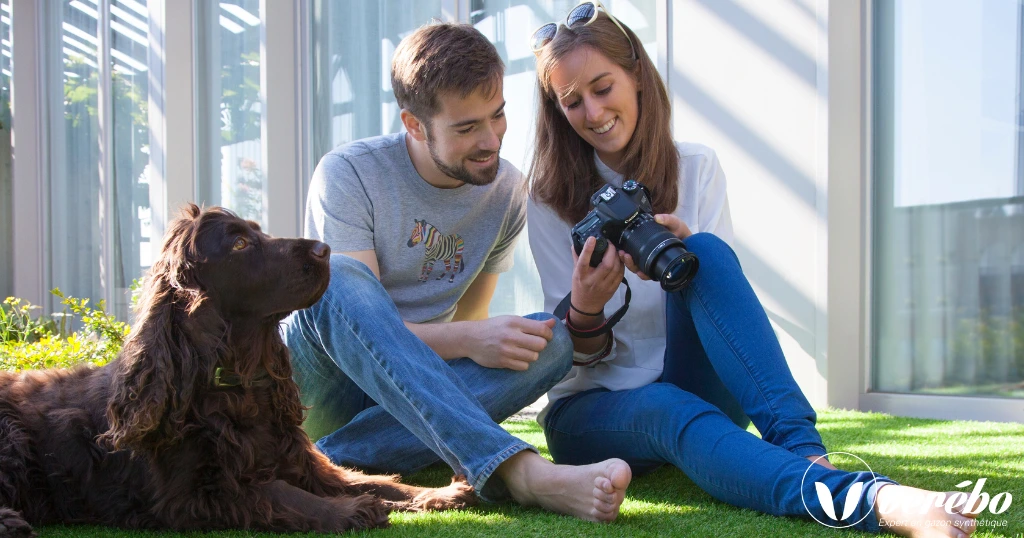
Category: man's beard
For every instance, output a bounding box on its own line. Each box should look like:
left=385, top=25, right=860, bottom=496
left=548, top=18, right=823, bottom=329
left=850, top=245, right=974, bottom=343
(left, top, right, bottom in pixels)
left=426, top=137, right=501, bottom=186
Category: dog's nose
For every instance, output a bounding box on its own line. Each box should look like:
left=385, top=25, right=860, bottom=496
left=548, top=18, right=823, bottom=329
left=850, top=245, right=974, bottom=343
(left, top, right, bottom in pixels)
left=311, top=241, right=330, bottom=259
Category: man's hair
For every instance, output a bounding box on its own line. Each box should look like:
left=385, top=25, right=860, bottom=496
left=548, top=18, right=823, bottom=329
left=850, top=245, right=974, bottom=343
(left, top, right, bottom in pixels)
left=391, top=22, right=505, bottom=123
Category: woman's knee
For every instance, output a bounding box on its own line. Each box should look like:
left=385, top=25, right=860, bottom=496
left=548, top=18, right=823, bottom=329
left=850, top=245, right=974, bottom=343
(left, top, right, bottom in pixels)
left=683, top=232, right=741, bottom=268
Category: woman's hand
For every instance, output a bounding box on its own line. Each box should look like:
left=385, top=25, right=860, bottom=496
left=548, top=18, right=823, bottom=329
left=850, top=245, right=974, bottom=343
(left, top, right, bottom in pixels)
left=653, top=214, right=693, bottom=240
left=620, top=214, right=692, bottom=280
left=571, top=236, right=625, bottom=313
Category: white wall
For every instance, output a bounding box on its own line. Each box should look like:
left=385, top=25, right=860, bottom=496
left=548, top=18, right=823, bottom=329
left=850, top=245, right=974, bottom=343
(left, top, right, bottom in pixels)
left=670, top=0, right=831, bottom=406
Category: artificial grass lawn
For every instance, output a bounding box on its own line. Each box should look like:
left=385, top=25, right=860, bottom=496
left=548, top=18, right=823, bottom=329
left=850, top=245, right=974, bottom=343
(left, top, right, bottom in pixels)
left=38, top=409, right=1024, bottom=538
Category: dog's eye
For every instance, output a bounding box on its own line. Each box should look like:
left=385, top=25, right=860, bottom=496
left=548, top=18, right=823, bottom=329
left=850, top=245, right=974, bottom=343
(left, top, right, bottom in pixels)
left=233, top=237, right=248, bottom=251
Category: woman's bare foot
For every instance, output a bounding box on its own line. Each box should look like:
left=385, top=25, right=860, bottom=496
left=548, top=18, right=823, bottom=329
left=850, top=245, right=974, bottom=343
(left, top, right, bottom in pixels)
left=497, top=451, right=632, bottom=522
left=806, top=455, right=838, bottom=470
left=875, top=484, right=978, bottom=538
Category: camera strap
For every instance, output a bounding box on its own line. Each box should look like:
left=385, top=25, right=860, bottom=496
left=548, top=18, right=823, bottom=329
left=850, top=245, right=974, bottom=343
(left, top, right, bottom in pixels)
left=553, top=278, right=631, bottom=338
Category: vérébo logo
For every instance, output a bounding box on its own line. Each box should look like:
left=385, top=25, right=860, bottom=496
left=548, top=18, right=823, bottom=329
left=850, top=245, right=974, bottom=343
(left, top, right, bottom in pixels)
left=800, top=452, right=879, bottom=529
left=800, top=452, right=1015, bottom=531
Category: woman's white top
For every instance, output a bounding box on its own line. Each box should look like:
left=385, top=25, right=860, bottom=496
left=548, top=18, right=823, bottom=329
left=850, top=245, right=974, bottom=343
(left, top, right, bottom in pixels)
left=528, top=142, right=734, bottom=425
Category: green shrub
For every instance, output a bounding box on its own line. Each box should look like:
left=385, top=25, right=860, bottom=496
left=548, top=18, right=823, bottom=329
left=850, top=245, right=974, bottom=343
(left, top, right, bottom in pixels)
left=0, top=289, right=129, bottom=372
left=0, top=297, right=53, bottom=343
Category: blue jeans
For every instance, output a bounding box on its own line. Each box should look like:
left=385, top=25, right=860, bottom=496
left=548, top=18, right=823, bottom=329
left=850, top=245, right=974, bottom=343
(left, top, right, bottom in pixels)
left=281, top=255, right=573, bottom=500
left=543, top=233, right=896, bottom=532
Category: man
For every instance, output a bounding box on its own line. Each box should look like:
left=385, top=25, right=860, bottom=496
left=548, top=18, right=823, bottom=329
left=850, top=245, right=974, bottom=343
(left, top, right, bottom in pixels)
left=282, top=23, right=631, bottom=522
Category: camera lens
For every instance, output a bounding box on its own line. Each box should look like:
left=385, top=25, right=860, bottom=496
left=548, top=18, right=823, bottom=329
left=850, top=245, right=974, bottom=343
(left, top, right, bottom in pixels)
left=620, top=216, right=699, bottom=292
left=656, top=250, right=699, bottom=292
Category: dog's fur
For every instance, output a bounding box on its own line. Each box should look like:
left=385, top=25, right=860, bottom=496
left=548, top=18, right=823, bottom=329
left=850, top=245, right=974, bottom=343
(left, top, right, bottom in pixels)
left=0, top=205, right=474, bottom=536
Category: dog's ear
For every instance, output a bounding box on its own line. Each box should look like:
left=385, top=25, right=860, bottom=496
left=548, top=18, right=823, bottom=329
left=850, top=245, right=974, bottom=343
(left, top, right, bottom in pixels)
left=102, top=271, right=204, bottom=452
left=102, top=208, right=210, bottom=452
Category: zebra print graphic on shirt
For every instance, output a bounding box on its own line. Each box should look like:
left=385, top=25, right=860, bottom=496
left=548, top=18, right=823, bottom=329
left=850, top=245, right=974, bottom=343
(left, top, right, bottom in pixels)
left=406, top=219, right=465, bottom=283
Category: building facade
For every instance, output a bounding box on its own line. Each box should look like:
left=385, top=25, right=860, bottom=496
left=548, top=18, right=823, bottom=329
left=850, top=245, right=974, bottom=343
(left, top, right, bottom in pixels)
left=1, top=0, right=1021, bottom=422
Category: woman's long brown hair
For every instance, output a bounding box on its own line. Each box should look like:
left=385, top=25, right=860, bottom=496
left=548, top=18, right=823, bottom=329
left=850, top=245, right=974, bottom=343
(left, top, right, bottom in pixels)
left=529, top=12, right=678, bottom=224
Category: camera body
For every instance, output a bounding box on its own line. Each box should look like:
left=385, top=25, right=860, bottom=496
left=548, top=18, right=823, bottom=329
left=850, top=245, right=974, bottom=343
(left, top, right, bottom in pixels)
left=570, top=180, right=699, bottom=292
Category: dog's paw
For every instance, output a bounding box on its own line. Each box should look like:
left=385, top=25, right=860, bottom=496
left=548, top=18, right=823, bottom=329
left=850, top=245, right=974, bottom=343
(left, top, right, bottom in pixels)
left=0, top=508, right=36, bottom=538
left=332, top=494, right=390, bottom=532
left=412, top=475, right=478, bottom=512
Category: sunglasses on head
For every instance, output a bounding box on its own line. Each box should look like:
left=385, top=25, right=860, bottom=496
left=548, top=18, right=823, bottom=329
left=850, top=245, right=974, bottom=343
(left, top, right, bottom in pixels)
left=529, top=0, right=638, bottom=59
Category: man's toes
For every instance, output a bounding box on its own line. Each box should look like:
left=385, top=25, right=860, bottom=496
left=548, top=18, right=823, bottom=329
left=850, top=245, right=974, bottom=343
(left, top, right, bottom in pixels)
left=592, top=506, right=619, bottom=522
left=593, top=486, right=615, bottom=503
left=594, top=477, right=615, bottom=495
left=593, top=495, right=614, bottom=512
left=608, top=460, right=632, bottom=489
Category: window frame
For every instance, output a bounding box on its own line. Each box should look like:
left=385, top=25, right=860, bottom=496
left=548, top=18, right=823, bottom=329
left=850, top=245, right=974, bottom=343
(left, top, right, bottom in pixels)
left=849, top=0, right=1024, bottom=422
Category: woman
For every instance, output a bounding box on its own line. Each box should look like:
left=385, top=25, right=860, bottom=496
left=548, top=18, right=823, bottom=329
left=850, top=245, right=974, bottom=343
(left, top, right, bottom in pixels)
left=527, top=3, right=977, bottom=536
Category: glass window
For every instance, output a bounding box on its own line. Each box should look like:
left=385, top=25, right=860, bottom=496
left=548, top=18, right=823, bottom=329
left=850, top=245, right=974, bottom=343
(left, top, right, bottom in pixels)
left=872, top=0, right=1024, bottom=398
left=49, top=0, right=104, bottom=315
left=47, top=0, right=151, bottom=321
left=305, top=1, right=657, bottom=318
left=110, top=0, right=153, bottom=318
left=471, top=0, right=658, bottom=316
left=307, top=0, right=444, bottom=165
left=0, top=0, right=11, bottom=300
left=195, top=0, right=265, bottom=226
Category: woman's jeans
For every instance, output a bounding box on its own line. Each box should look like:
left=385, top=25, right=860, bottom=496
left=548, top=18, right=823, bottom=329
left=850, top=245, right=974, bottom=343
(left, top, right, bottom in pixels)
left=543, top=233, right=895, bottom=532
left=281, top=255, right=574, bottom=500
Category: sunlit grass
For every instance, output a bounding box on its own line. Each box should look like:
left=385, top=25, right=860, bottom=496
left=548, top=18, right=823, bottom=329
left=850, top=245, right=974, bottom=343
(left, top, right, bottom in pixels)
left=37, top=409, right=1024, bottom=537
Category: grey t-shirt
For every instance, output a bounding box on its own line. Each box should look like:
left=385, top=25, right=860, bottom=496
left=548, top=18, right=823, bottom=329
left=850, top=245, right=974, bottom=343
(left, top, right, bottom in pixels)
left=305, top=132, right=526, bottom=323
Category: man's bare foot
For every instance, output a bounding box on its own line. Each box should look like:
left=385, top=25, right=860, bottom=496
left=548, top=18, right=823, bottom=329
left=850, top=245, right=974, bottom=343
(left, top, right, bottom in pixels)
left=497, top=451, right=632, bottom=522
left=806, top=455, right=838, bottom=470
left=875, top=484, right=978, bottom=538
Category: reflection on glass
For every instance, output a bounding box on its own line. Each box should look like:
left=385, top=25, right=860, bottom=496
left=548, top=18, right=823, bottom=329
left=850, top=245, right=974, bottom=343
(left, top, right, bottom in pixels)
left=50, top=0, right=103, bottom=315
left=471, top=0, right=658, bottom=317
left=872, top=0, right=1024, bottom=398
left=195, top=0, right=265, bottom=226
left=47, top=0, right=150, bottom=321
left=110, top=0, right=151, bottom=319
left=308, top=0, right=443, bottom=166
left=0, top=0, right=12, bottom=299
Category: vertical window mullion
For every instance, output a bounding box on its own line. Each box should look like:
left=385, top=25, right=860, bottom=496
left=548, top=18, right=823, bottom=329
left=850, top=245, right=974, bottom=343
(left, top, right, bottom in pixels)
left=297, top=0, right=312, bottom=219
left=10, top=0, right=48, bottom=307
left=96, top=0, right=114, bottom=312
left=147, top=0, right=197, bottom=244
left=261, top=0, right=300, bottom=237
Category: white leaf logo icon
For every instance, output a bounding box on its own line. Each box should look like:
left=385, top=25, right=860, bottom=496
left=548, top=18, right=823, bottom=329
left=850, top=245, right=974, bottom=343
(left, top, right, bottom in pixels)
left=802, top=453, right=878, bottom=529
left=815, top=482, right=838, bottom=520
left=815, top=481, right=866, bottom=521
left=842, top=482, right=865, bottom=521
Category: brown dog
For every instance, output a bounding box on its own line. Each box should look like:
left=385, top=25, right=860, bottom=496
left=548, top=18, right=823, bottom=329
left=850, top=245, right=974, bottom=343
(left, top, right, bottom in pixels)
left=0, top=205, right=474, bottom=536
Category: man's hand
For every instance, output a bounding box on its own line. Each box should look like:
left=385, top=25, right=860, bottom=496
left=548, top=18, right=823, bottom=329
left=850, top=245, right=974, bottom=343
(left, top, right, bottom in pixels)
left=466, top=316, right=556, bottom=371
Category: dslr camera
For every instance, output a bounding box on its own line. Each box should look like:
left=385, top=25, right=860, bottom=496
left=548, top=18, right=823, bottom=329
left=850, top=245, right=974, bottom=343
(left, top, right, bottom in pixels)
left=571, top=180, right=699, bottom=292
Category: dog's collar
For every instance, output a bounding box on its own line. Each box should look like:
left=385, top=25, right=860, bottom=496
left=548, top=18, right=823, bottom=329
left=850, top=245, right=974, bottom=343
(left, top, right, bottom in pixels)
left=212, top=366, right=273, bottom=388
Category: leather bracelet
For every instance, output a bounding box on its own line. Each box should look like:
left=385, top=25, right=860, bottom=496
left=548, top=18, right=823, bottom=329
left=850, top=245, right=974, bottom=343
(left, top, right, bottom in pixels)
left=569, top=303, right=603, bottom=316
left=553, top=278, right=631, bottom=338
left=563, top=309, right=611, bottom=339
